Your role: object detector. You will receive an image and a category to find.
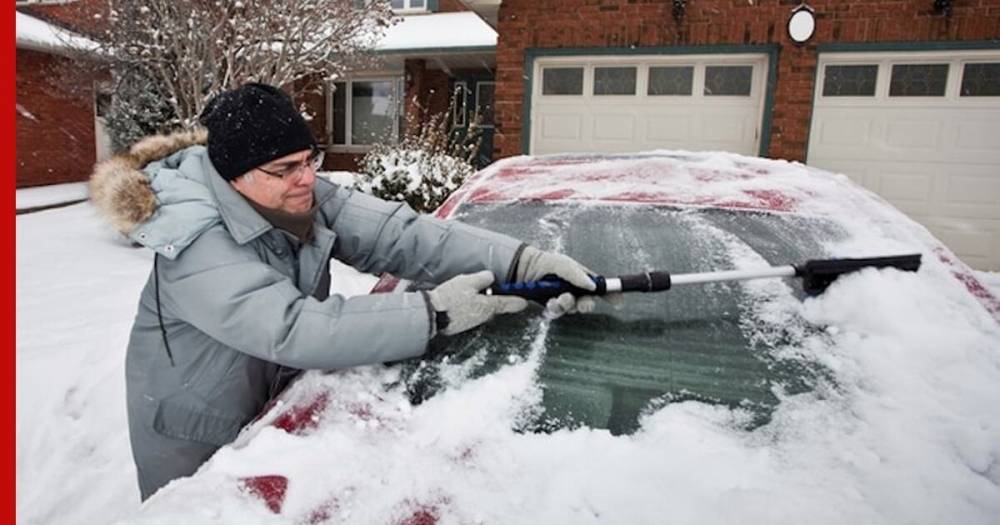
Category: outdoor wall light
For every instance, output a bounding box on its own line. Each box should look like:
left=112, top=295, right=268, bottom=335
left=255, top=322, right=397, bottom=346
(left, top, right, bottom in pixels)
left=933, top=0, right=952, bottom=16
left=787, top=3, right=816, bottom=44
left=672, top=0, right=686, bottom=22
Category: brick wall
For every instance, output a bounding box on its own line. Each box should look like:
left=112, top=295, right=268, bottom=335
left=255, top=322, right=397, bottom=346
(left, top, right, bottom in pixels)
left=438, top=0, right=472, bottom=13
left=16, top=48, right=98, bottom=188
left=495, top=0, right=1000, bottom=162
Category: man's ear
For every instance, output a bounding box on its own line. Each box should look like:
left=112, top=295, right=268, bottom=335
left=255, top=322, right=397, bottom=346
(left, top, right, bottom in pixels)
left=230, top=172, right=251, bottom=192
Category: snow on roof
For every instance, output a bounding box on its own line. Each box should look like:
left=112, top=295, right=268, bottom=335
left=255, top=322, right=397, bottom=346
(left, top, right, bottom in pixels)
left=16, top=11, right=99, bottom=55
left=377, top=12, right=496, bottom=52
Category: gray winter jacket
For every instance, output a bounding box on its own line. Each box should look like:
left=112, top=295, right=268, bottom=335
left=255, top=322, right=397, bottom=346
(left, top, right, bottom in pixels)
left=90, top=130, right=524, bottom=500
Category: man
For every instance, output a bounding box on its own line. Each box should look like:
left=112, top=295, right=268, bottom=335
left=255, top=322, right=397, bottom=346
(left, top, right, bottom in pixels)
left=90, top=83, right=615, bottom=500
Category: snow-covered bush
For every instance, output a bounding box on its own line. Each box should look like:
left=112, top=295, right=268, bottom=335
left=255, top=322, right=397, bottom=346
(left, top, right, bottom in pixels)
left=356, top=100, right=483, bottom=213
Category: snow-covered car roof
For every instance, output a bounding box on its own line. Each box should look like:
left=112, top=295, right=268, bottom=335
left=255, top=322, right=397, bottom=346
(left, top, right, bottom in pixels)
left=430, top=151, right=999, bottom=322
left=128, top=151, right=1000, bottom=524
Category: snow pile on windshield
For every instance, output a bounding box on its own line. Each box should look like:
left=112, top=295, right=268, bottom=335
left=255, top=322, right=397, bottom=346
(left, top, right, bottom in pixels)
left=127, top=257, right=1000, bottom=524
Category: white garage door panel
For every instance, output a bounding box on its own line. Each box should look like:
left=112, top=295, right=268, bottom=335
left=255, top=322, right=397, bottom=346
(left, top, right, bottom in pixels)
left=646, top=116, right=692, bottom=141
left=885, top=120, right=941, bottom=148
left=922, top=219, right=1000, bottom=271
left=532, top=54, right=767, bottom=156
left=943, top=169, right=1000, bottom=216
left=817, top=118, right=872, bottom=147
left=592, top=114, right=636, bottom=140
left=877, top=173, right=934, bottom=205
left=540, top=114, right=582, bottom=140
left=699, top=114, right=748, bottom=143
left=809, top=50, right=1000, bottom=270
left=956, top=120, right=1000, bottom=151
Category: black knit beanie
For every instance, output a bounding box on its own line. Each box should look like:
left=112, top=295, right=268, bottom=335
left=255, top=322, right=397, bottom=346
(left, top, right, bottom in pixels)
left=198, top=83, right=316, bottom=181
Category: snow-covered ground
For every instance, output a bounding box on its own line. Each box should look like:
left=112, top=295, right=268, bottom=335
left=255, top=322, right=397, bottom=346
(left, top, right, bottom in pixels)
left=15, top=181, right=89, bottom=211
left=16, top=167, right=1000, bottom=524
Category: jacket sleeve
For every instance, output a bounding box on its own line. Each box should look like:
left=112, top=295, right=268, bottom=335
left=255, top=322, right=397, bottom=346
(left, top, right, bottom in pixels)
left=319, top=183, right=525, bottom=285
left=155, top=227, right=433, bottom=370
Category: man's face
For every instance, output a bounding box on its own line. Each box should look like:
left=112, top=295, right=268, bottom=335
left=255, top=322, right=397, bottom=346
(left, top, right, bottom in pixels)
left=231, top=148, right=317, bottom=214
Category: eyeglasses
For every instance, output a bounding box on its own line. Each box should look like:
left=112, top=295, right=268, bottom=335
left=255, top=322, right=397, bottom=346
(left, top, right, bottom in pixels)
left=256, top=146, right=325, bottom=180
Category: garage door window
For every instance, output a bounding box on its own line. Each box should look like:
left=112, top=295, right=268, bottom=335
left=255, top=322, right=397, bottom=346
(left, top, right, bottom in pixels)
left=704, top=65, right=753, bottom=96
left=961, top=63, right=1000, bottom=97
left=543, top=68, right=584, bottom=95
left=889, top=64, right=949, bottom=97
left=594, top=67, right=637, bottom=95
left=648, top=66, right=694, bottom=95
left=822, top=65, right=878, bottom=96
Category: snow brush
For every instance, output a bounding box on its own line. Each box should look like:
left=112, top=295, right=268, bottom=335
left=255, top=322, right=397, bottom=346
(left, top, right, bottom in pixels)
left=487, top=254, right=922, bottom=303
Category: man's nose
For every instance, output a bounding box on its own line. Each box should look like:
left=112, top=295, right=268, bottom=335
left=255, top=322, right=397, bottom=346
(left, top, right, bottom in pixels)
left=294, top=164, right=316, bottom=186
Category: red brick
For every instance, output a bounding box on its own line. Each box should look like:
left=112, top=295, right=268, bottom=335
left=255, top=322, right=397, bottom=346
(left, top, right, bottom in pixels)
left=16, top=49, right=100, bottom=188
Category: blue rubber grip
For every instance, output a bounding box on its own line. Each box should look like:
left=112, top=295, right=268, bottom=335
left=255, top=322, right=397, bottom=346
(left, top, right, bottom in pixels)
left=488, top=275, right=605, bottom=304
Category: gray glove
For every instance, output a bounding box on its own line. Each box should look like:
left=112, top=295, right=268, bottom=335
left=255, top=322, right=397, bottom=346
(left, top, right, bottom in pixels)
left=427, top=271, right=528, bottom=336
left=515, top=246, right=625, bottom=317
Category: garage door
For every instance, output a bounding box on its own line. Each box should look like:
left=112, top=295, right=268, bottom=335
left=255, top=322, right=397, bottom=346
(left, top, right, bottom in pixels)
left=530, top=54, right=769, bottom=156
left=808, top=50, right=1000, bottom=270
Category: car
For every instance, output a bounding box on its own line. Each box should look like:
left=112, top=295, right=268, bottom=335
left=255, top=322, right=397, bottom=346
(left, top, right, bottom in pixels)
left=129, top=152, right=1000, bottom=524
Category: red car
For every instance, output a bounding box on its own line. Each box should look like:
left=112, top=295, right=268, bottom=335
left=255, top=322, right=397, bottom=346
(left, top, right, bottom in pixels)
left=132, top=152, right=1000, bottom=524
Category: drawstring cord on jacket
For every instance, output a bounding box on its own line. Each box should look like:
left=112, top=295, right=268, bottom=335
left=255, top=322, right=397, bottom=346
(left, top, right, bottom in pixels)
left=154, top=254, right=176, bottom=367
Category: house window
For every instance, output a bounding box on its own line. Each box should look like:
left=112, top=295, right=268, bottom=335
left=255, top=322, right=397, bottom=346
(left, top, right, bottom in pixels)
left=452, top=82, right=467, bottom=128
left=391, top=0, right=426, bottom=12
left=330, top=77, right=404, bottom=147
left=822, top=65, right=878, bottom=96
left=889, top=64, right=948, bottom=97
left=594, top=67, right=637, bottom=95
left=704, top=66, right=753, bottom=96
left=476, top=82, right=495, bottom=127
left=648, top=66, right=694, bottom=96
left=960, top=63, right=1000, bottom=97
left=542, top=68, right=584, bottom=95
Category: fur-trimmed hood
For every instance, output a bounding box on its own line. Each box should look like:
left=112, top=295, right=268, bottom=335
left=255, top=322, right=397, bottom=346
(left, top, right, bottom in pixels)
left=90, top=129, right=207, bottom=235
left=90, top=129, right=225, bottom=259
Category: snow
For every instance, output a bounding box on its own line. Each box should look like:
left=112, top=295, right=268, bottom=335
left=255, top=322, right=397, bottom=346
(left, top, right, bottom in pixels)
left=975, top=271, right=1000, bottom=297
left=16, top=155, right=1000, bottom=524
left=316, top=171, right=359, bottom=188
left=16, top=181, right=89, bottom=211
left=377, top=12, right=496, bottom=51
left=16, top=11, right=99, bottom=54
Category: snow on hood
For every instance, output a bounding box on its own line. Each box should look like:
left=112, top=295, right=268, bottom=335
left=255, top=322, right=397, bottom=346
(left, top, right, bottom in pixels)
left=121, top=151, right=1000, bottom=524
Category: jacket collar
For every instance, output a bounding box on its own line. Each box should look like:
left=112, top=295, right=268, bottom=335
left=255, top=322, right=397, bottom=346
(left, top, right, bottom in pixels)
left=202, top=154, right=274, bottom=245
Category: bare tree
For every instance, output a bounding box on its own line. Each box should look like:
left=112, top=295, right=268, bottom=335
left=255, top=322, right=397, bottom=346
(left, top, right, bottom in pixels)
left=82, top=0, right=393, bottom=140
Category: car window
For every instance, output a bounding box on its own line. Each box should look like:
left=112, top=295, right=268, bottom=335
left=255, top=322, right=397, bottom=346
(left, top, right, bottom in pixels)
left=398, top=202, right=847, bottom=435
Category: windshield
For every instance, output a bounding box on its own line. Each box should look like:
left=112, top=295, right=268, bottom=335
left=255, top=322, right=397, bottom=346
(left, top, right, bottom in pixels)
left=399, top=202, right=847, bottom=435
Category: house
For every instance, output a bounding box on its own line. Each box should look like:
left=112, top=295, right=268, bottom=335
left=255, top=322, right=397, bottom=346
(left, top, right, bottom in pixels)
left=320, top=0, right=500, bottom=170
left=16, top=8, right=108, bottom=188
left=328, top=0, right=999, bottom=270
left=17, top=1, right=999, bottom=270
